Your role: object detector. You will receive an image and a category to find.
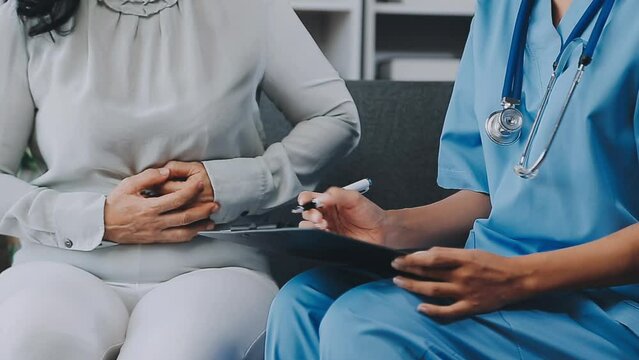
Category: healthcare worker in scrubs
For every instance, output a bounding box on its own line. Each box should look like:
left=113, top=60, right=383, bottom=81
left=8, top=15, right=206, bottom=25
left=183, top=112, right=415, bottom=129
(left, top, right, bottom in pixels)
left=265, top=0, right=639, bottom=358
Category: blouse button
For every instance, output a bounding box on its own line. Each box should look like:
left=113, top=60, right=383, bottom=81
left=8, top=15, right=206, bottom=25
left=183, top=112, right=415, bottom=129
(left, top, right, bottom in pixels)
left=64, top=240, right=74, bottom=248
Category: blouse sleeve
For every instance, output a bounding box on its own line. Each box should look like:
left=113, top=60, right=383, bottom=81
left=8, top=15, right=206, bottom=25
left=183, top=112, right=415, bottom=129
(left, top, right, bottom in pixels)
left=0, top=1, right=106, bottom=251
left=437, top=17, right=490, bottom=195
left=203, top=0, right=361, bottom=223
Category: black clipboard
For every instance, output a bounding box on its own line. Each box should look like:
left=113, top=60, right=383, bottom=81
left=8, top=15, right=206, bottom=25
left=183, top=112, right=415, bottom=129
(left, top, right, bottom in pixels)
left=199, top=228, right=413, bottom=274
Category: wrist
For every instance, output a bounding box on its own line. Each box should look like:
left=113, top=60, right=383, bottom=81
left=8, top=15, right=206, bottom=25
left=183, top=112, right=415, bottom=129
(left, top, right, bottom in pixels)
left=511, top=253, right=547, bottom=298
left=380, top=209, right=402, bottom=247
left=103, top=201, right=114, bottom=241
left=199, top=162, right=216, bottom=201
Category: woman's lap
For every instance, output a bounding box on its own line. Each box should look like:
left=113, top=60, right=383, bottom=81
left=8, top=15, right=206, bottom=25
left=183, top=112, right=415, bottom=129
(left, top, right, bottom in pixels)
left=267, top=267, right=639, bottom=360
left=0, top=261, right=129, bottom=360
left=119, top=267, right=278, bottom=360
left=0, top=261, right=278, bottom=360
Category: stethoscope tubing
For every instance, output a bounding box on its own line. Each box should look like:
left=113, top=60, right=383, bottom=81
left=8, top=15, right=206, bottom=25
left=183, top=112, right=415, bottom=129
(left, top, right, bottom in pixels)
left=490, top=0, right=616, bottom=179
left=502, top=0, right=535, bottom=101
left=515, top=65, right=585, bottom=178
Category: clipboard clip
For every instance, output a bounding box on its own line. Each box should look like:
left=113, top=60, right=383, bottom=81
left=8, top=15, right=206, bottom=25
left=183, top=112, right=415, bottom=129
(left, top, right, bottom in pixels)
left=229, top=223, right=281, bottom=232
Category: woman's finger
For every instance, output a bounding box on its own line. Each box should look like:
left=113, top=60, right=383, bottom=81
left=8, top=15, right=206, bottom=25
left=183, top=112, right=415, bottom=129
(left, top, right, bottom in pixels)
left=298, top=187, right=360, bottom=211
left=156, top=181, right=186, bottom=195
left=393, top=277, right=461, bottom=298
left=164, top=161, right=199, bottom=178
left=299, top=221, right=316, bottom=229
left=417, top=301, right=472, bottom=320
left=322, top=186, right=362, bottom=207
left=395, top=247, right=469, bottom=269
left=159, top=220, right=215, bottom=243
left=147, top=178, right=203, bottom=213
left=302, top=209, right=324, bottom=223
left=117, top=168, right=171, bottom=195
left=298, top=191, right=322, bottom=205
left=299, top=220, right=328, bottom=231
left=161, top=202, right=217, bottom=228
left=316, top=219, right=329, bottom=231
left=390, top=264, right=452, bottom=281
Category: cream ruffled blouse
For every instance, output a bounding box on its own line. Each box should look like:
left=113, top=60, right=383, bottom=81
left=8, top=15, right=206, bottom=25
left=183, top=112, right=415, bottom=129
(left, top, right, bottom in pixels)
left=0, top=0, right=359, bottom=281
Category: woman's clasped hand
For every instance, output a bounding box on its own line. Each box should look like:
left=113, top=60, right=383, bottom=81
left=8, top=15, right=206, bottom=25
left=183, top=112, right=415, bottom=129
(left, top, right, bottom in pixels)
left=104, top=161, right=219, bottom=244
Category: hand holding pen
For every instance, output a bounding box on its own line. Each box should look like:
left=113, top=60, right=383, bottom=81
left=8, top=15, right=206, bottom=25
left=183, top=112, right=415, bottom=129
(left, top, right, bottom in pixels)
left=294, top=179, right=388, bottom=246
left=292, top=179, right=373, bottom=214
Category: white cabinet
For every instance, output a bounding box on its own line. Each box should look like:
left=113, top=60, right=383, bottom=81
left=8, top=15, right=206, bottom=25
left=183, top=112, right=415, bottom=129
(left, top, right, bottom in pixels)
left=364, top=0, right=474, bottom=81
left=292, top=0, right=363, bottom=80
left=291, top=0, right=474, bottom=81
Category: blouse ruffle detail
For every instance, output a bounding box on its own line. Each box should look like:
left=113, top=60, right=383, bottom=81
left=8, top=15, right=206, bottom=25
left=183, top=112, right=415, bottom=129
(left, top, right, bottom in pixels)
left=99, top=0, right=178, bottom=17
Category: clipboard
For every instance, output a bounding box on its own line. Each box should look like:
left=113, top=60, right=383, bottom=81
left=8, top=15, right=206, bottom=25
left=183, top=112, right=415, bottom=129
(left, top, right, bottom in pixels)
left=199, top=228, right=413, bottom=274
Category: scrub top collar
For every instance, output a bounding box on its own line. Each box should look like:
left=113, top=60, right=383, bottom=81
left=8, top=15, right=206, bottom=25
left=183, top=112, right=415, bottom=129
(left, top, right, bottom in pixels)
left=529, top=0, right=592, bottom=50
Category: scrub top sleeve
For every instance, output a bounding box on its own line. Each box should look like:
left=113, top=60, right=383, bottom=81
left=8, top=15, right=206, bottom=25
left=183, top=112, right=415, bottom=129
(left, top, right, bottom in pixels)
left=205, top=0, right=361, bottom=223
left=437, top=19, right=490, bottom=194
left=635, top=91, right=639, bottom=161
left=0, top=1, right=106, bottom=252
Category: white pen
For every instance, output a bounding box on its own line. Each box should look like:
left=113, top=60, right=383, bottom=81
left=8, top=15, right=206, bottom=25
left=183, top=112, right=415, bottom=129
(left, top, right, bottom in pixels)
left=291, top=178, right=372, bottom=214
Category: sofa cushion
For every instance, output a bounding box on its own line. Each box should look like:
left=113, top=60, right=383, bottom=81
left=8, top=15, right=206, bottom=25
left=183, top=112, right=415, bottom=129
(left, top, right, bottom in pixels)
left=260, top=81, right=455, bottom=210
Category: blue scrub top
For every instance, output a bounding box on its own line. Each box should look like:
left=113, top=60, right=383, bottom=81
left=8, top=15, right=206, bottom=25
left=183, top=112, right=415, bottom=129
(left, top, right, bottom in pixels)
left=438, top=0, right=639, bottom=324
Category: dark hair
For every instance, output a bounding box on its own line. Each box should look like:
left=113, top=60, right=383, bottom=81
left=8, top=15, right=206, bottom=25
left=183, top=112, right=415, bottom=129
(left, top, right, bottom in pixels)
left=16, top=0, right=79, bottom=36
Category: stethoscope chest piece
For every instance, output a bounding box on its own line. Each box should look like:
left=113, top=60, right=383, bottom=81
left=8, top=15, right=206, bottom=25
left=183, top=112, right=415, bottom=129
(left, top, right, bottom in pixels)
left=485, top=106, right=524, bottom=145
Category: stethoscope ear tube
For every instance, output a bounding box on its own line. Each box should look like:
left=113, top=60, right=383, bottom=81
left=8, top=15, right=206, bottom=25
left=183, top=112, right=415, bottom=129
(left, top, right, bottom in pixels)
left=501, top=0, right=535, bottom=101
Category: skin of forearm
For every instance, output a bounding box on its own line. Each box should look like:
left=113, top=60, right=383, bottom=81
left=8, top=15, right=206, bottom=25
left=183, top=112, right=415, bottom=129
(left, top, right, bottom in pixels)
left=520, top=223, right=639, bottom=295
left=382, top=190, right=491, bottom=249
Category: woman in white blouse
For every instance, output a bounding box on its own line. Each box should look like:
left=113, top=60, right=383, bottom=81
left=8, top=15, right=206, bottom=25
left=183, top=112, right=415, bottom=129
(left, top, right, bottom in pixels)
left=0, top=0, right=360, bottom=359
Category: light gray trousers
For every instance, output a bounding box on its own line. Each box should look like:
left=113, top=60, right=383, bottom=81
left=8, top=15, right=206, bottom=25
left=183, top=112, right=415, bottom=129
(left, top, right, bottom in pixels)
left=0, top=261, right=278, bottom=360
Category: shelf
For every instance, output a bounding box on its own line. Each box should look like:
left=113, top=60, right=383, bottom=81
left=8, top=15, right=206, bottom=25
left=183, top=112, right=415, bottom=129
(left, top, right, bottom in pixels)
left=375, top=0, right=475, bottom=16
left=291, top=0, right=358, bottom=12
left=378, top=55, right=460, bottom=82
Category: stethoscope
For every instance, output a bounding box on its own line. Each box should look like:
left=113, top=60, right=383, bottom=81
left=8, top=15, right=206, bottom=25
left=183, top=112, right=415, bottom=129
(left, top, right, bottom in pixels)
left=485, top=0, right=615, bottom=179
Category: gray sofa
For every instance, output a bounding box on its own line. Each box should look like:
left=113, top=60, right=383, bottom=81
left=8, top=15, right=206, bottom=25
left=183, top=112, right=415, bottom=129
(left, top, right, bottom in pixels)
left=260, top=81, right=456, bottom=284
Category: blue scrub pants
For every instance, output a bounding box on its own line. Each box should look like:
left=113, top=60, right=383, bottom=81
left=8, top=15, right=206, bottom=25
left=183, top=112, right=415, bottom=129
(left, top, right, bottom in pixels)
left=265, top=267, right=639, bottom=360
